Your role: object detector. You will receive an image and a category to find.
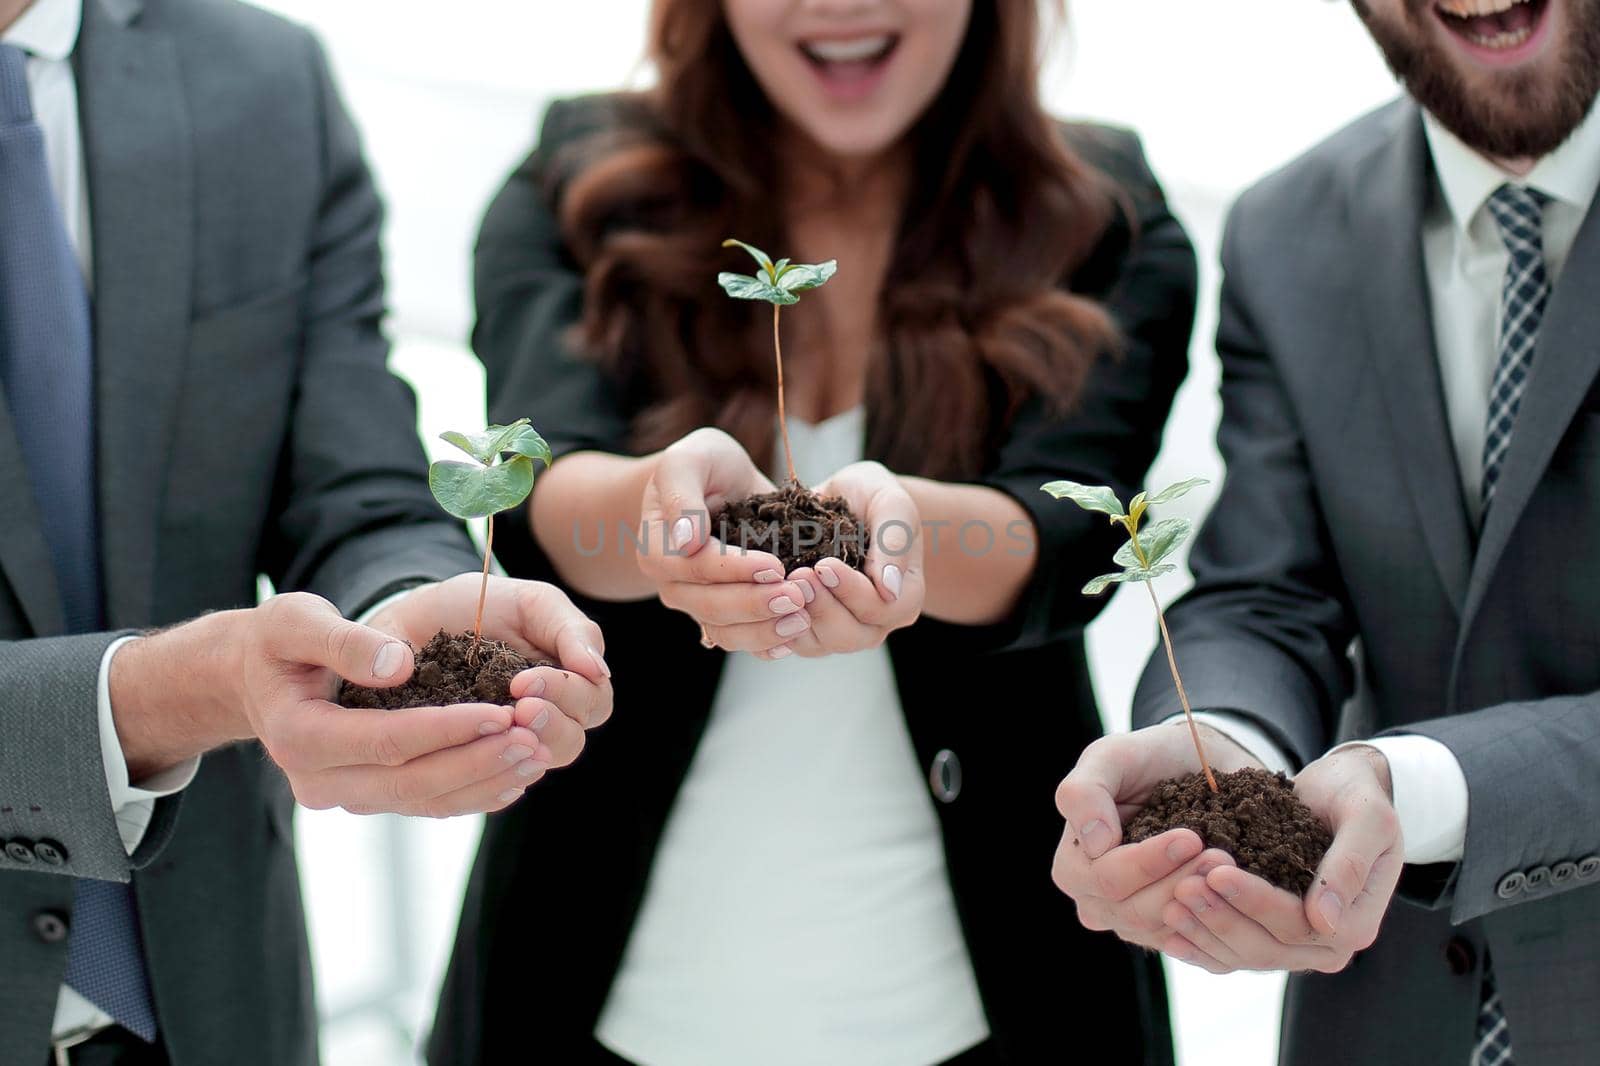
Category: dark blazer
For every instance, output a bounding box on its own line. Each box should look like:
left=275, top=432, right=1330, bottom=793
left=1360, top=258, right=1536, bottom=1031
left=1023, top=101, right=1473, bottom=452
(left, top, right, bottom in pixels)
left=430, top=95, right=1196, bottom=1065
left=0, top=1, right=480, bottom=1062
left=1133, top=98, right=1600, bottom=1066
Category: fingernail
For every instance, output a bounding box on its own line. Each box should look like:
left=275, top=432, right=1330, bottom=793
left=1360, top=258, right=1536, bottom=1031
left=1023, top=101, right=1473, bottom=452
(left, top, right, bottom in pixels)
left=1166, top=837, right=1195, bottom=863
left=1196, top=858, right=1221, bottom=877
left=754, top=569, right=782, bottom=584
left=883, top=565, right=903, bottom=599
left=671, top=517, right=694, bottom=549
left=531, top=707, right=551, bottom=731
left=796, top=578, right=816, bottom=605
left=586, top=644, right=612, bottom=679
left=769, top=645, right=793, bottom=660
left=1218, top=878, right=1241, bottom=900
left=521, top=674, right=546, bottom=699
left=776, top=614, right=810, bottom=638
left=769, top=595, right=801, bottom=615
left=1081, top=819, right=1111, bottom=856
left=503, top=745, right=535, bottom=763
left=1318, top=891, right=1343, bottom=932
left=817, top=565, right=840, bottom=589
left=373, top=641, right=406, bottom=679
left=515, top=758, right=547, bottom=779
left=1189, top=897, right=1210, bottom=915
left=479, top=721, right=506, bottom=736
left=496, top=788, right=524, bottom=804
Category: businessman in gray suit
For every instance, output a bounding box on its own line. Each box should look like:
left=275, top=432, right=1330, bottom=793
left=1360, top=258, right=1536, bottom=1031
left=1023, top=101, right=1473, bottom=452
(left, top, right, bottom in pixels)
left=0, top=0, right=614, bottom=1063
left=1052, top=0, right=1600, bottom=1063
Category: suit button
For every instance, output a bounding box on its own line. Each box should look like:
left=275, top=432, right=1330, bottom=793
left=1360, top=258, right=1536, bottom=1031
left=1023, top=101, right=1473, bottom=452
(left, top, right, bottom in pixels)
left=33, top=840, right=67, bottom=867
left=1526, top=865, right=1552, bottom=891
left=1552, top=861, right=1578, bottom=886
left=1445, top=937, right=1476, bottom=976
left=1496, top=871, right=1526, bottom=899
left=32, top=911, right=68, bottom=944
left=4, top=840, right=36, bottom=865
left=1578, top=856, right=1600, bottom=881
left=929, top=749, right=962, bottom=804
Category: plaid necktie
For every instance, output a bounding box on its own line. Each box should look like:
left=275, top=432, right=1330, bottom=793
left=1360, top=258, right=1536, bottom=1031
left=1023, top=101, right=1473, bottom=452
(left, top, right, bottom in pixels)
left=1472, top=960, right=1514, bottom=1066
left=0, top=44, right=159, bottom=1043
left=1480, top=183, right=1552, bottom=509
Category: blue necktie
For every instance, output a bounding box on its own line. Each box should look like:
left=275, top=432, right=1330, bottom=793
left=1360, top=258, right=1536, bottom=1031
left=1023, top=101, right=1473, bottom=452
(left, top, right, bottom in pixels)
left=0, top=43, right=158, bottom=1044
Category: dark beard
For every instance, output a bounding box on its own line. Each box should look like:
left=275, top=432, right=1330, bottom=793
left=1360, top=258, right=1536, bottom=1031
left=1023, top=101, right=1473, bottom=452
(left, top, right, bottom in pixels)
left=1353, top=0, right=1600, bottom=159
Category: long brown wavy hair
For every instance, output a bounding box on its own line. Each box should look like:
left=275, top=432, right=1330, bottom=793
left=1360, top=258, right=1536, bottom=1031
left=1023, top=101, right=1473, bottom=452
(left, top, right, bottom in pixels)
left=555, top=0, right=1119, bottom=480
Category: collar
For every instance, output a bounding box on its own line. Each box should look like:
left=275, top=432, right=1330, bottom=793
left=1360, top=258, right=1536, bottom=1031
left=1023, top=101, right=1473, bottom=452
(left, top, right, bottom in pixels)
left=1423, top=98, right=1600, bottom=234
left=2, top=0, right=84, bottom=62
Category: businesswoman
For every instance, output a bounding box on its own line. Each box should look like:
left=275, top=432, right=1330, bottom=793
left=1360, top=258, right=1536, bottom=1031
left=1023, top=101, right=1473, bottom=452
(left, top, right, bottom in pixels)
left=430, top=1, right=1194, bottom=1063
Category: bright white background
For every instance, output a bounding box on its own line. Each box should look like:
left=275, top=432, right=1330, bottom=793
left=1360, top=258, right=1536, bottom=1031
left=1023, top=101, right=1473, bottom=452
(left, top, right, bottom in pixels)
left=243, top=2, right=1404, bottom=1063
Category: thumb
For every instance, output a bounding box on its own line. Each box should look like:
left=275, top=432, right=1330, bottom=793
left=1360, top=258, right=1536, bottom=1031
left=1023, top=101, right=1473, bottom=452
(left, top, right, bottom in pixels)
left=263, top=593, right=415, bottom=688
left=651, top=448, right=716, bottom=557
left=1056, top=735, right=1139, bottom=860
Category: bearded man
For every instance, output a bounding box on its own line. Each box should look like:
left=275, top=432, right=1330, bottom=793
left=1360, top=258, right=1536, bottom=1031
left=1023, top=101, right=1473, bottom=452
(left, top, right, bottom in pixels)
left=1050, top=1, right=1600, bottom=1063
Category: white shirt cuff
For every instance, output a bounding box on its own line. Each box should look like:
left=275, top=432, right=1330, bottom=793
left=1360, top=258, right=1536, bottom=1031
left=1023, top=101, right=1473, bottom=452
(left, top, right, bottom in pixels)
left=1162, top=711, right=1296, bottom=777
left=100, top=637, right=200, bottom=856
left=1332, top=735, right=1468, bottom=864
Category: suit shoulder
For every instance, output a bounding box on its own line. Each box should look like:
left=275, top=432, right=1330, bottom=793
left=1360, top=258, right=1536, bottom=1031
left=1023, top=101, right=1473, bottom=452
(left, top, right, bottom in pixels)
left=1230, top=97, right=1413, bottom=238
left=1058, top=120, right=1162, bottom=200
left=145, top=0, right=323, bottom=79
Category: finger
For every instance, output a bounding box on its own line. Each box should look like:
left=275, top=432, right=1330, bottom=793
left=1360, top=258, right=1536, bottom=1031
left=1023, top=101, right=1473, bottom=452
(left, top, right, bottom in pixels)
left=784, top=573, right=881, bottom=656
left=509, top=583, right=611, bottom=685
left=816, top=558, right=912, bottom=628
left=1054, top=734, right=1151, bottom=859
left=394, top=751, right=552, bottom=818
left=514, top=697, right=586, bottom=769
left=659, top=575, right=811, bottom=627
left=269, top=700, right=514, bottom=774
left=263, top=591, right=414, bottom=687
left=860, top=489, right=921, bottom=604
left=512, top=665, right=614, bottom=730
left=1305, top=800, right=1401, bottom=939
left=303, top=726, right=542, bottom=812
left=701, top=611, right=812, bottom=654
left=1086, top=831, right=1206, bottom=902
left=1178, top=877, right=1343, bottom=972
left=1160, top=931, right=1234, bottom=975
left=1205, top=866, right=1322, bottom=945
left=1331, top=846, right=1404, bottom=953
left=1110, top=847, right=1235, bottom=936
left=750, top=643, right=796, bottom=662
left=651, top=434, right=773, bottom=554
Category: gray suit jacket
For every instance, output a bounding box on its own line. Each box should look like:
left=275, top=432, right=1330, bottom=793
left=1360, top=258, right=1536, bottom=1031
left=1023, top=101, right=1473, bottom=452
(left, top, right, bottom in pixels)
left=0, top=1, right=480, bottom=1062
left=1133, top=98, right=1600, bottom=1066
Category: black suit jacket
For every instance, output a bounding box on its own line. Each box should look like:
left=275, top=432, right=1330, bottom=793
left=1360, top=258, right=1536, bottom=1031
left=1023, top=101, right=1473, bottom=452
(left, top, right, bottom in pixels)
left=429, top=96, right=1195, bottom=1065
left=1134, top=99, right=1600, bottom=1066
left=0, top=1, right=480, bottom=1062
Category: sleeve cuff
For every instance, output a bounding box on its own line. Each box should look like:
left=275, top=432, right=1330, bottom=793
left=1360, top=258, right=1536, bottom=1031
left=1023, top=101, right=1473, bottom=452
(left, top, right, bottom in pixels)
left=1332, top=735, right=1467, bottom=864
left=1163, top=710, right=1297, bottom=776
left=100, top=638, right=200, bottom=855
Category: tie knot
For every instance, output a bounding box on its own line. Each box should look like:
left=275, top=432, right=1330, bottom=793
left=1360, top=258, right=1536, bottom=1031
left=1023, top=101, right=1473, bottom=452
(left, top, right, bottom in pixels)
left=0, top=44, right=30, bottom=125
left=1486, top=183, right=1550, bottom=257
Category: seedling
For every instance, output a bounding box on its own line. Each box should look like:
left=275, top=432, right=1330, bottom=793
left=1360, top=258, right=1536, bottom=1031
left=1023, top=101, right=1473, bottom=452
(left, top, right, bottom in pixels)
left=717, top=238, right=837, bottom=485
left=429, top=418, right=552, bottom=649
left=1043, top=477, right=1216, bottom=792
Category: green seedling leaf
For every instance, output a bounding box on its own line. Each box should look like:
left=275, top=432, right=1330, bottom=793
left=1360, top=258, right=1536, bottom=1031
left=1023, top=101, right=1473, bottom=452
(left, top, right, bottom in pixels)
left=722, top=238, right=775, bottom=277
left=1113, top=517, right=1192, bottom=570
left=1128, top=491, right=1149, bottom=529
left=441, top=419, right=546, bottom=465
left=1082, top=571, right=1133, bottom=596
left=496, top=422, right=552, bottom=466
left=1041, top=480, right=1126, bottom=518
left=718, top=271, right=799, bottom=305
left=429, top=455, right=536, bottom=521
left=777, top=260, right=838, bottom=292
left=1146, top=477, right=1210, bottom=506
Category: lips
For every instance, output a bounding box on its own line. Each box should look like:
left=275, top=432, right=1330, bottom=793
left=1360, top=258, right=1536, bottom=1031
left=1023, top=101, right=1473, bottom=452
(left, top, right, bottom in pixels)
left=796, top=33, right=900, bottom=102
left=1435, top=0, right=1548, bottom=50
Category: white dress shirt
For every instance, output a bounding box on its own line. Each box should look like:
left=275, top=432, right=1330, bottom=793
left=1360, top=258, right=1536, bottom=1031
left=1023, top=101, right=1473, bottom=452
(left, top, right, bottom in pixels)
left=1186, top=104, right=1600, bottom=867
left=596, top=410, right=989, bottom=1066
left=6, top=0, right=199, bottom=1040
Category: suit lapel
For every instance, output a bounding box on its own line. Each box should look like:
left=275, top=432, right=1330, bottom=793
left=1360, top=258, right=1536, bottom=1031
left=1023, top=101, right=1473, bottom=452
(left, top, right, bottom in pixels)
left=77, top=0, right=193, bottom=626
left=1353, top=104, right=1474, bottom=616
left=0, top=406, right=66, bottom=634
left=1464, top=194, right=1600, bottom=628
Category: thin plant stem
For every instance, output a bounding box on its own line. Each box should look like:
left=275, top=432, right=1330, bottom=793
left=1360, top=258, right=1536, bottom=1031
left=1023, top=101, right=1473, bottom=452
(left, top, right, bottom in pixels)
left=472, top=518, right=494, bottom=651
left=773, top=304, right=797, bottom=485
left=1146, top=580, right=1217, bottom=793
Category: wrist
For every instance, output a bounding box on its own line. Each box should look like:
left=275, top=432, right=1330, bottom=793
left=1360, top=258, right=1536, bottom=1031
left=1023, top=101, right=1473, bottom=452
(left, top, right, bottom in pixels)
left=1343, top=743, right=1395, bottom=801
left=112, top=611, right=251, bottom=780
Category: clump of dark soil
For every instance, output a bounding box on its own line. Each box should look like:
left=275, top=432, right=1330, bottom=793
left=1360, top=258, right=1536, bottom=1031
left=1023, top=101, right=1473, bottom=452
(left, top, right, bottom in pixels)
left=1125, top=767, right=1332, bottom=897
left=339, top=629, right=555, bottom=710
left=711, top=481, right=869, bottom=574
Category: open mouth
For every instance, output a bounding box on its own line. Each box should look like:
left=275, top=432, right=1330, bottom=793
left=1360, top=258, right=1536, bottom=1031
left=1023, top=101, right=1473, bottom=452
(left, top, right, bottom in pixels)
left=798, top=33, right=901, bottom=85
left=1434, top=0, right=1551, bottom=52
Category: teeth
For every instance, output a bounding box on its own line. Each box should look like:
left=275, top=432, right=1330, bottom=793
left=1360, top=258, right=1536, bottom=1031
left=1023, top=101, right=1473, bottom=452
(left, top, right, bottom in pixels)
left=1468, top=25, right=1534, bottom=46
left=803, top=35, right=893, bottom=63
left=1437, top=0, right=1527, bottom=17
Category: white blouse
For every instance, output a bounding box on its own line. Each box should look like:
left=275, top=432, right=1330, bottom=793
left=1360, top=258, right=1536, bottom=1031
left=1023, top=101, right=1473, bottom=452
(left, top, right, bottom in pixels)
left=595, top=409, right=989, bottom=1066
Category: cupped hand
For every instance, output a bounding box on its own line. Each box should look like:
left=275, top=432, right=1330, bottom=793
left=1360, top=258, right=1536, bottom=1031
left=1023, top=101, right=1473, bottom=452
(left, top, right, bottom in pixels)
left=1159, top=745, right=1403, bottom=974
left=637, top=428, right=813, bottom=654
left=764, top=461, right=925, bottom=660
left=1051, top=720, right=1265, bottom=949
